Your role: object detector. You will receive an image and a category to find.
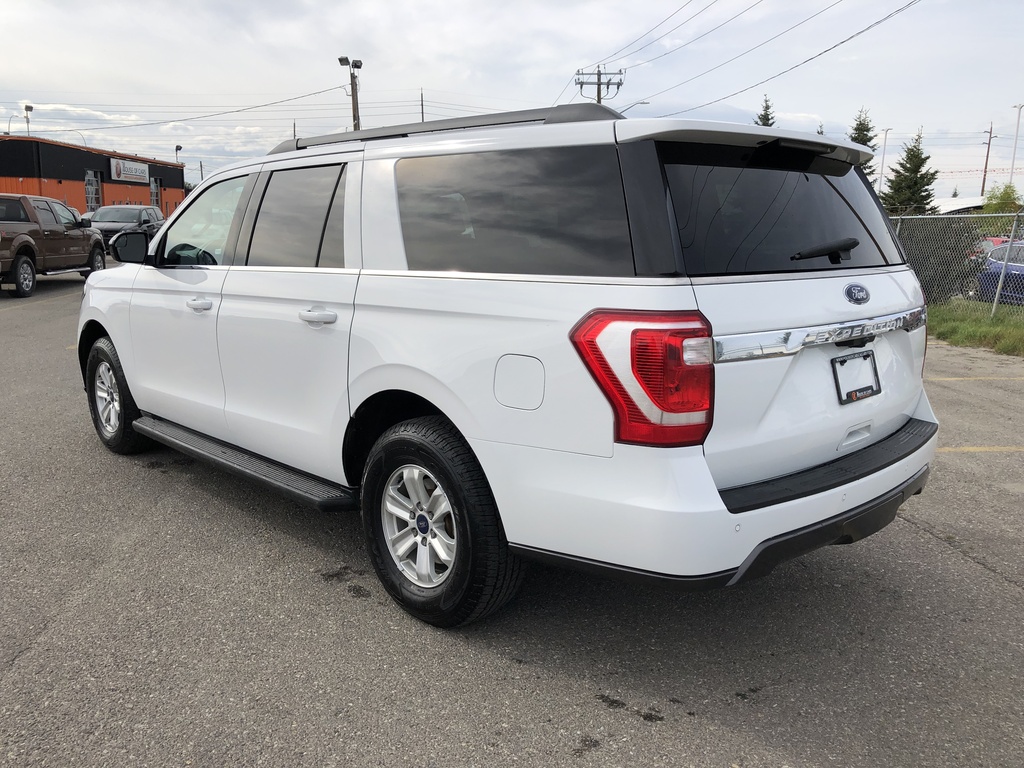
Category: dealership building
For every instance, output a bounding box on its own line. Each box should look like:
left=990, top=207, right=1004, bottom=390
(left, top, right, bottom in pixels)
left=0, top=136, right=186, bottom=217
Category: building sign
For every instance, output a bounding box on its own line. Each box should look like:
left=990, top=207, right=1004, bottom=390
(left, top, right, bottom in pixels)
left=110, top=158, right=150, bottom=184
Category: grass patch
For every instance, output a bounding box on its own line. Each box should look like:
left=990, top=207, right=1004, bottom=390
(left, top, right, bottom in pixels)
left=927, top=298, right=1024, bottom=356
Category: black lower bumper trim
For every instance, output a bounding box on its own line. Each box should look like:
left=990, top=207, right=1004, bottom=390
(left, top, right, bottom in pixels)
left=509, top=464, right=929, bottom=591
left=720, top=417, right=937, bottom=514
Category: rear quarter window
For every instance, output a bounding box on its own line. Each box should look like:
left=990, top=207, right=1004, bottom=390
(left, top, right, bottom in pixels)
left=395, top=146, right=634, bottom=277
left=660, top=141, right=903, bottom=276
left=0, top=199, right=29, bottom=222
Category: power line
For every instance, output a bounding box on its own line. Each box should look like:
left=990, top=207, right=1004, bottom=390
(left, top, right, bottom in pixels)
left=589, top=1, right=698, bottom=67
left=659, top=0, right=922, bottom=116
left=597, top=0, right=723, bottom=67
left=625, top=0, right=767, bottom=70
left=636, top=0, right=846, bottom=105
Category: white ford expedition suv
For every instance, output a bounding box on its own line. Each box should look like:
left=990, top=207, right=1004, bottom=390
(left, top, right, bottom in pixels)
left=77, top=104, right=937, bottom=627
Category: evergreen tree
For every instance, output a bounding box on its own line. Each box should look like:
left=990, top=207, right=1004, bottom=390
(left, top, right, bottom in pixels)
left=951, top=186, right=959, bottom=198
left=753, top=95, right=775, bottom=127
left=847, top=108, right=877, bottom=181
left=879, top=130, right=938, bottom=215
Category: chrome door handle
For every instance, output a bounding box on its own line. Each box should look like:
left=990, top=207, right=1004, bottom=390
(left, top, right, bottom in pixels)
left=186, top=297, right=213, bottom=311
left=299, top=309, right=338, bottom=325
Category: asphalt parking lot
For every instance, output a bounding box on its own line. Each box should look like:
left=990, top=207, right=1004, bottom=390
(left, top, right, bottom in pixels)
left=1, top=275, right=1022, bottom=767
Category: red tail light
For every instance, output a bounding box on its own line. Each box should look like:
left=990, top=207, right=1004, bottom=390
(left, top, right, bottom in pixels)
left=571, top=310, right=714, bottom=447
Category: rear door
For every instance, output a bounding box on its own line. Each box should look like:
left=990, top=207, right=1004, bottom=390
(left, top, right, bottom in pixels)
left=29, top=199, right=71, bottom=269
left=217, top=156, right=359, bottom=484
left=655, top=137, right=929, bottom=489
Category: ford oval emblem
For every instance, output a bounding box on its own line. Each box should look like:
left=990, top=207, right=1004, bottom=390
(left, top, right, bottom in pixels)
left=844, top=284, right=870, bottom=305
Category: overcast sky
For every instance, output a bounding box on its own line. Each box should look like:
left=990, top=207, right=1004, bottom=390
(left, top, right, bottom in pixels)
left=5, top=0, right=1022, bottom=197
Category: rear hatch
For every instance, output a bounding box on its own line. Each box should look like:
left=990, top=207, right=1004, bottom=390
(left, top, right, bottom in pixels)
left=624, top=123, right=929, bottom=489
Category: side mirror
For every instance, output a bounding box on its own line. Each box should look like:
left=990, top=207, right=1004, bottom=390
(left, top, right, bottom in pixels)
left=109, top=230, right=148, bottom=264
left=140, top=217, right=151, bottom=225
left=80, top=217, right=91, bottom=227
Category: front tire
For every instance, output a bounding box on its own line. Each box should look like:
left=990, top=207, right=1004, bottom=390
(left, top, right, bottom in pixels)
left=361, top=416, right=523, bottom=627
left=9, top=254, right=36, bottom=298
left=85, top=337, right=150, bottom=454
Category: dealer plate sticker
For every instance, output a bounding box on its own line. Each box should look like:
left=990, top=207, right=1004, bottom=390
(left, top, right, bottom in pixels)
left=831, top=350, right=881, bottom=405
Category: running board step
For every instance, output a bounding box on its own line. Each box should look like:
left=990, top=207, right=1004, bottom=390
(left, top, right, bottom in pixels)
left=133, top=416, right=359, bottom=512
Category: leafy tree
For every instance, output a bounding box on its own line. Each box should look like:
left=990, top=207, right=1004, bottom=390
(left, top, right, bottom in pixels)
left=847, top=107, right=877, bottom=181
left=879, top=130, right=938, bottom=215
left=753, top=95, right=775, bottom=127
left=982, top=182, right=1022, bottom=214
left=816, top=121, right=825, bottom=136
left=978, top=182, right=1022, bottom=237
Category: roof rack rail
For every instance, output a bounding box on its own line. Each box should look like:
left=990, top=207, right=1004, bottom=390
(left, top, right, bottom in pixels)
left=269, top=103, right=623, bottom=155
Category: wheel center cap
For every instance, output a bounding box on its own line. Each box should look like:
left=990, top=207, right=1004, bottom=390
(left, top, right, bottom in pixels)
left=415, top=514, right=430, bottom=535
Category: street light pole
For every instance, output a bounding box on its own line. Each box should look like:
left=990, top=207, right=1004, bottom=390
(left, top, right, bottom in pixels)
left=877, top=128, right=892, bottom=194
left=1009, top=103, right=1023, bottom=189
left=24, top=104, right=33, bottom=136
left=175, top=144, right=182, bottom=164
left=338, top=56, right=363, bottom=131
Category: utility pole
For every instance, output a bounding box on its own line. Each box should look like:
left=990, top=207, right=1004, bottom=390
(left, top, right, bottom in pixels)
left=575, top=66, right=624, bottom=105
left=420, top=88, right=425, bottom=123
left=981, top=121, right=997, bottom=196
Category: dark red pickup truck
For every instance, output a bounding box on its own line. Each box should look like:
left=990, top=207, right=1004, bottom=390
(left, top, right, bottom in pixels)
left=0, top=193, right=106, bottom=297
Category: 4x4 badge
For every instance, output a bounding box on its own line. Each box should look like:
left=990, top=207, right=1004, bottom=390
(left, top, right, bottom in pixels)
left=844, top=283, right=870, bottom=304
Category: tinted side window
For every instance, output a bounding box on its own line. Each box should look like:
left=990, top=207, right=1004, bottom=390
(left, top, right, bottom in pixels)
left=32, top=201, right=58, bottom=226
left=0, top=200, right=29, bottom=222
left=162, top=176, right=249, bottom=266
left=318, top=166, right=347, bottom=269
left=661, top=142, right=903, bottom=276
left=395, top=146, right=634, bottom=276
left=247, top=165, right=342, bottom=268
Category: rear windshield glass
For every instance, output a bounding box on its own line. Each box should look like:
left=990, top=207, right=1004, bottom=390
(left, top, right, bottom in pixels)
left=660, top=141, right=903, bottom=276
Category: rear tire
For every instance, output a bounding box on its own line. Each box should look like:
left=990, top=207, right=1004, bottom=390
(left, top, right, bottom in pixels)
left=361, top=416, right=524, bottom=627
left=85, top=337, right=150, bottom=454
left=9, top=254, right=36, bottom=298
left=87, top=245, right=105, bottom=276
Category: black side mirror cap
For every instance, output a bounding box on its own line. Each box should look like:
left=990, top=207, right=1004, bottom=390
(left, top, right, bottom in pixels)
left=109, top=230, right=149, bottom=264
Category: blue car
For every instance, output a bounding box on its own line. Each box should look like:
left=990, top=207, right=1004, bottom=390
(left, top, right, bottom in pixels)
left=977, top=243, right=1024, bottom=305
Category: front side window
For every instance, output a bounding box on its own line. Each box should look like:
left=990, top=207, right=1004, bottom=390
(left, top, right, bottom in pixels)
left=51, top=201, right=78, bottom=226
left=661, top=141, right=903, bottom=276
left=395, top=146, right=634, bottom=276
left=246, top=165, right=343, bottom=268
left=161, top=176, right=249, bottom=266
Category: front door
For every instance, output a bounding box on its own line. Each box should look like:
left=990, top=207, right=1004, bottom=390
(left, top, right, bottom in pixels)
left=128, top=173, right=254, bottom=437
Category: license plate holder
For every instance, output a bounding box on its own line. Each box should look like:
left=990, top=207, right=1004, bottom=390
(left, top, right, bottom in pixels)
left=831, top=349, right=881, bottom=405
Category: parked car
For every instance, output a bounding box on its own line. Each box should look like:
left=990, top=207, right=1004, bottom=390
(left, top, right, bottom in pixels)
left=77, top=104, right=938, bottom=627
left=0, top=193, right=105, bottom=297
left=85, top=204, right=164, bottom=250
left=977, top=243, right=1024, bottom=304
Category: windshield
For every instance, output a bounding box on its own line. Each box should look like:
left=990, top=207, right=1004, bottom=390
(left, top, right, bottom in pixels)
left=91, top=207, right=141, bottom=223
left=660, top=141, right=904, bottom=276
left=989, top=244, right=1024, bottom=265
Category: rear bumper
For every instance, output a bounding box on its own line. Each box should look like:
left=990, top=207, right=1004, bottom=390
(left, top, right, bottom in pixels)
left=511, top=463, right=929, bottom=590
left=475, top=412, right=937, bottom=583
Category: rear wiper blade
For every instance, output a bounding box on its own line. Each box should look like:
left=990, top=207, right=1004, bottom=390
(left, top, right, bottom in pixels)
left=791, top=237, right=860, bottom=262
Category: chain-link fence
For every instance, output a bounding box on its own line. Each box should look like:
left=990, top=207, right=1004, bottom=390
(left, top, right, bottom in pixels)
left=891, top=212, right=1024, bottom=319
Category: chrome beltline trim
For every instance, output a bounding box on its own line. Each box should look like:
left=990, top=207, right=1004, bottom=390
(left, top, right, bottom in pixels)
left=714, top=306, right=927, bottom=363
